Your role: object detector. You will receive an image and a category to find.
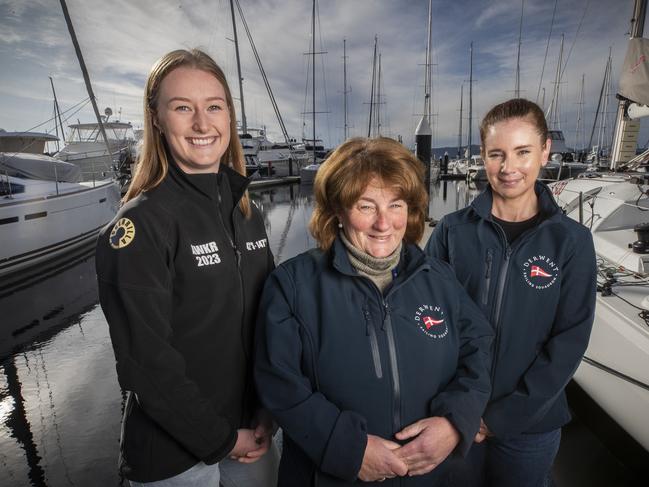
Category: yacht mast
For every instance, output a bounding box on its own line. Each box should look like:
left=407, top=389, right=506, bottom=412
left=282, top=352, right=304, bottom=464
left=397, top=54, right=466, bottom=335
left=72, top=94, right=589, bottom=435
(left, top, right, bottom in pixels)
left=368, top=35, right=378, bottom=137
left=343, top=38, right=349, bottom=140
left=376, top=54, right=382, bottom=136
left=229, top=0, right=247, bottom=134
left=547, top=34, right=564, bottom=130
left=58, top=0, right=113, bottom=175
left=515, top=0, right=525, bottom=98
left=575, top=73, right=585, bottom=153
left=424, top=0, right=433, bottom=120
left=467, top=41, right=473, bottom=158
left=457, top=84, right=463, bottom=158
left=312, top=0, right=316, bottom=163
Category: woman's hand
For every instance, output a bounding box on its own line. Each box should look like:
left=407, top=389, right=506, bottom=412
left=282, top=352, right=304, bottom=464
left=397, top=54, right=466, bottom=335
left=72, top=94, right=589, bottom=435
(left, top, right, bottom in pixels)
left=358, top=434, right=409, bottom=482
left=474, top=418, right=491, bottom=443
left=394, top=416, right=460, bottom=476
left=229, top=427, right=269, bottom=463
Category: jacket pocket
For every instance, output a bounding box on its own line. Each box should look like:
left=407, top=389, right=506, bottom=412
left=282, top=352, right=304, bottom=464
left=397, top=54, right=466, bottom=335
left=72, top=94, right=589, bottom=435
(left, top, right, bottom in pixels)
left=482, top=248, right=494, bottom=306
left=364, top=307, right=383, bottom=379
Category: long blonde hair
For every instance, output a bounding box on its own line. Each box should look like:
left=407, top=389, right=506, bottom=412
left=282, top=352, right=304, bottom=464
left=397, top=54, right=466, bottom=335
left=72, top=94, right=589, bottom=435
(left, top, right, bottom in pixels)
left=124, top=48, right=250, bottom=217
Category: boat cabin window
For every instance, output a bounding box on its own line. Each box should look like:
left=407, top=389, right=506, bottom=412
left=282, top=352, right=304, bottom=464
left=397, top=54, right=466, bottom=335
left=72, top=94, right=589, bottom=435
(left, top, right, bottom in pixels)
left=0, top=180, right=25, bottom=197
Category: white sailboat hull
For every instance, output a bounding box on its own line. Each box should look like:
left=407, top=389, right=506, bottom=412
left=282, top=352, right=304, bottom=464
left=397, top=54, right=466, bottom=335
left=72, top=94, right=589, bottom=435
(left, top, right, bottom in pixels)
left=574, top=292, right=649, bottom=450
left=0, top=180, right=120, bottom=277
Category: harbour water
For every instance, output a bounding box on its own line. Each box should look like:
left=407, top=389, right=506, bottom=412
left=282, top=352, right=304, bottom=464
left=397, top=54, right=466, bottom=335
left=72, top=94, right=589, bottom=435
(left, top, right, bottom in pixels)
left=0, top=181, right=644, bottom=486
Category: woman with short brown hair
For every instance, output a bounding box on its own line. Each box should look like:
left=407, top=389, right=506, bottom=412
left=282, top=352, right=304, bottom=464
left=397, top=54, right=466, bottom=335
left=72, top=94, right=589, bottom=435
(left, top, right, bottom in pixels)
left=255, top=136, right=493, bottom=486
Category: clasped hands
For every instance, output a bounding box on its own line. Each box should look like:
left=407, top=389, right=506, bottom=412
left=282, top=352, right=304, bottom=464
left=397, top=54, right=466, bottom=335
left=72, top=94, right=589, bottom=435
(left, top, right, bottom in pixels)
left=229, top=409, right=275, bottom=463
left=358, top=416, right=460, bottom=482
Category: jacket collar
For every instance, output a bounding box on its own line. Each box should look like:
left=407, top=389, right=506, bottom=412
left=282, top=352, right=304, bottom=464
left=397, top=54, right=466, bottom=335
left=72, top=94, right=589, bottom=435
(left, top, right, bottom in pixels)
left=331, top=233, right=428, bottom=277
left=167, top=155, right=250, bottom=205
left=470, top=180, right=562, bottom=222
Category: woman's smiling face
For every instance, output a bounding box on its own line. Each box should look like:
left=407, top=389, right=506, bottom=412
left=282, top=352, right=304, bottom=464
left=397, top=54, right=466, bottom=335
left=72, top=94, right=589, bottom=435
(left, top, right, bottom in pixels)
left=483, top=117, right=551, bottom=203
left=155, top=66, right=230, bottom=174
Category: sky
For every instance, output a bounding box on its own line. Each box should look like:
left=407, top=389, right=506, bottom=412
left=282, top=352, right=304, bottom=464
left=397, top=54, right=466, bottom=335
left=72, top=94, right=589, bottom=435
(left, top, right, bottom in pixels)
left=0, top=0, right=647, bottom=153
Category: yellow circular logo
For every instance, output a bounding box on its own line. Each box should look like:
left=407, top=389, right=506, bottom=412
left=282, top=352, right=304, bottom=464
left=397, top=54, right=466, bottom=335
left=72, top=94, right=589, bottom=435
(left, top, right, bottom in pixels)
left=109, top=217, right=136, bottom=249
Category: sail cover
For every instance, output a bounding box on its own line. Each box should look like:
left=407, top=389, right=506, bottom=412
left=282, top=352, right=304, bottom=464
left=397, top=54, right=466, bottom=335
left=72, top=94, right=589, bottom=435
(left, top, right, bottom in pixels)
left=0, top=152, right=81, bottom=182
left=618, top=37, right=649, bottom=106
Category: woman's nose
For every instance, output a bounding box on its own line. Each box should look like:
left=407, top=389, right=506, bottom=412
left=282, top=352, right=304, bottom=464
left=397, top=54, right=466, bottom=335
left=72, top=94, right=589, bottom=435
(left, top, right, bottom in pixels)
left=192, top=110, right=209, bottom=133
left=373, top=210, right=390, bottom=230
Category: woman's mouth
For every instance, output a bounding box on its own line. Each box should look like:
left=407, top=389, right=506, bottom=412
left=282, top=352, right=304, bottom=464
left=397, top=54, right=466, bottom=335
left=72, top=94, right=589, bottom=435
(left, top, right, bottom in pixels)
left=187, top=136, right=216, bottom=146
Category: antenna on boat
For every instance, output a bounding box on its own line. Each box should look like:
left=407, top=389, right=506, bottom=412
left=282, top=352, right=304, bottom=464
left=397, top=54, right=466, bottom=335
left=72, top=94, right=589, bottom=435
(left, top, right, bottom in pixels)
left=58, top=0, right=114, bottom=179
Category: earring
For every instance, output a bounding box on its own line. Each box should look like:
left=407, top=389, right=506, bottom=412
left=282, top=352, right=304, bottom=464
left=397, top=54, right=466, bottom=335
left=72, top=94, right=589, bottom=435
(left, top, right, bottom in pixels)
left=338, top=222, right=343, bottom=228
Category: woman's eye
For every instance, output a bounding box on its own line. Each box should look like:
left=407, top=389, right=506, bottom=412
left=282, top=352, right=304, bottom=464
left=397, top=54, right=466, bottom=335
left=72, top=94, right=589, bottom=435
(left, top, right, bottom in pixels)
left=390, top=202, right=404, bottom=210
left=174, top=105, right=191, bottom=112
left=358, top=205, right=375, bottom=213
left=518, top=150, right=530, bottom=156
left=208, top=104, right=224, bottom=111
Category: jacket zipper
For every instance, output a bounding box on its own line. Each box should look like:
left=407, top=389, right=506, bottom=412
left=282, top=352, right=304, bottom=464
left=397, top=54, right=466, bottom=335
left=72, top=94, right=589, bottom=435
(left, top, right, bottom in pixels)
left=364, top=307, right=383, bottom=379
left=355, top=263, right=428, bottom=439
left=482, top=249, right=493, bottom=306
left=382, top=301, right=402, bottom=436
left=215, top=186, right=250, bottom=424
left=489, top=221, right=512, bottom=380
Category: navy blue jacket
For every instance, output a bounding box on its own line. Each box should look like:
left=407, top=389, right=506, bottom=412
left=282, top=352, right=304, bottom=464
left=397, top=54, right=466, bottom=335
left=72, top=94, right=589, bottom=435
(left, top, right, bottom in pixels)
left=425, top=181, right=596, bottom=439
left=255, top=238, right=493, bottom=486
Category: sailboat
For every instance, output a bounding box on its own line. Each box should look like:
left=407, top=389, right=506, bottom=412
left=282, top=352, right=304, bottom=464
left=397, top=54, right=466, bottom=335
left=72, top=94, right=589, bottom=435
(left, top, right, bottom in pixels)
left=549, top=0, right=649, bottom=452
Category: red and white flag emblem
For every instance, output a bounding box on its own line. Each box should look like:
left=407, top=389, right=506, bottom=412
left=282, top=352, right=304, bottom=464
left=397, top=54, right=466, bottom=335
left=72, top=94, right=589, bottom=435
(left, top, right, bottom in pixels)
left=423, top=316, right=445, bottom=329
left=530, top=265, right=552, bottom=278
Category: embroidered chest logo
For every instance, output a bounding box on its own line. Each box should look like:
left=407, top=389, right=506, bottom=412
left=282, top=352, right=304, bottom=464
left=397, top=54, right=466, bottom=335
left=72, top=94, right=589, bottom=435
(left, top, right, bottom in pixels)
left=414, top=304, right=448, bottom=339
left=191, top=241, right=221, bottom=267
left=522, top=255, right=559, bottom=290
left=109, top=218, right=135, bottom=249
left=245, top=238, right=268, bottom=251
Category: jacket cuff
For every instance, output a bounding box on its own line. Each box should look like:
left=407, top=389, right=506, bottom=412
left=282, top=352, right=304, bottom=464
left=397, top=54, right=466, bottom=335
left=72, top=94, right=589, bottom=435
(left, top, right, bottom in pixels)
left=320, top=411, right=368, bottom=481
left=202, top=426, right=238, bottom=465
left=429, top=401, right=479, bottom=457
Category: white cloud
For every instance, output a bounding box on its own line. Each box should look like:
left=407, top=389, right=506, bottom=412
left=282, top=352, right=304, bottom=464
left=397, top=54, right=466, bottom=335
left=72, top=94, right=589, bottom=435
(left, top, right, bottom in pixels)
left=0, top=0, right=645, bottom=150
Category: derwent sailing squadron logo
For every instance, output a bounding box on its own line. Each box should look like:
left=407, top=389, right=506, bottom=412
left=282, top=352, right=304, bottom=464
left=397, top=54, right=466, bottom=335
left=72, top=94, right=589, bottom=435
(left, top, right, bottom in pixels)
left=414, top=304, right=448, bottom=339
left=523, top=254, right=559, bottom=290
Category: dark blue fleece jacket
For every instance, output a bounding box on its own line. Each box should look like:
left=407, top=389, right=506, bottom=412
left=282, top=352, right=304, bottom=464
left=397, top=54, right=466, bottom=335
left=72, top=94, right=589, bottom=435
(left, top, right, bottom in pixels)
left=255, top=239, right=493, bottom=486
left=425, top=181, right=596, bottom=439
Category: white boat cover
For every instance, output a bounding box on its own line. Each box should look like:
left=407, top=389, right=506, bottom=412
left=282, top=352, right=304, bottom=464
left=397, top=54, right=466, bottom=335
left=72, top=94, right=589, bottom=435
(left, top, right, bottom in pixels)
left=0, top=152, right=81, bottom=182
left=618, top=37, right=649, bottom=106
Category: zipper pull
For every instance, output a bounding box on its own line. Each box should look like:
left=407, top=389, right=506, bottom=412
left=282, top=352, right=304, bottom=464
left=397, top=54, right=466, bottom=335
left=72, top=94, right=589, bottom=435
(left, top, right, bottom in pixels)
left=364, top=309, right=372, bottom=336
left=235, top=248, right=242, bottom=267
left=485, top=250, right=493, bottom=278
left=381, top=302, right=390, bottom=330
left=505, top=246, right=512, bottom=260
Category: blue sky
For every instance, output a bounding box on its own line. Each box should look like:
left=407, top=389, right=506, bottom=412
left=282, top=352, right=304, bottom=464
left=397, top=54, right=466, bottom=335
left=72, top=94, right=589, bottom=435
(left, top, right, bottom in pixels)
left=0, top=0, right=646, bottom=151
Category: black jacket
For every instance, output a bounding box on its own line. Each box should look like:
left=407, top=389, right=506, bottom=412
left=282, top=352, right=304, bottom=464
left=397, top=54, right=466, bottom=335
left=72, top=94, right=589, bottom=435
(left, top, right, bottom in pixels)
left=96, top=163, right=274, bottom=482
left=425, top=181, right=596, bottom=438
left=255, top=238, right=493, bottom=486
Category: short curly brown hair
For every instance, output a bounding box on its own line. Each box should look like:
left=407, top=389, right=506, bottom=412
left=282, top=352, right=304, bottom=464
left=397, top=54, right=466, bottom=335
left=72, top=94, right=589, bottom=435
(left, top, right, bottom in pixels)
left=309, top=137, right=428, bottom=250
